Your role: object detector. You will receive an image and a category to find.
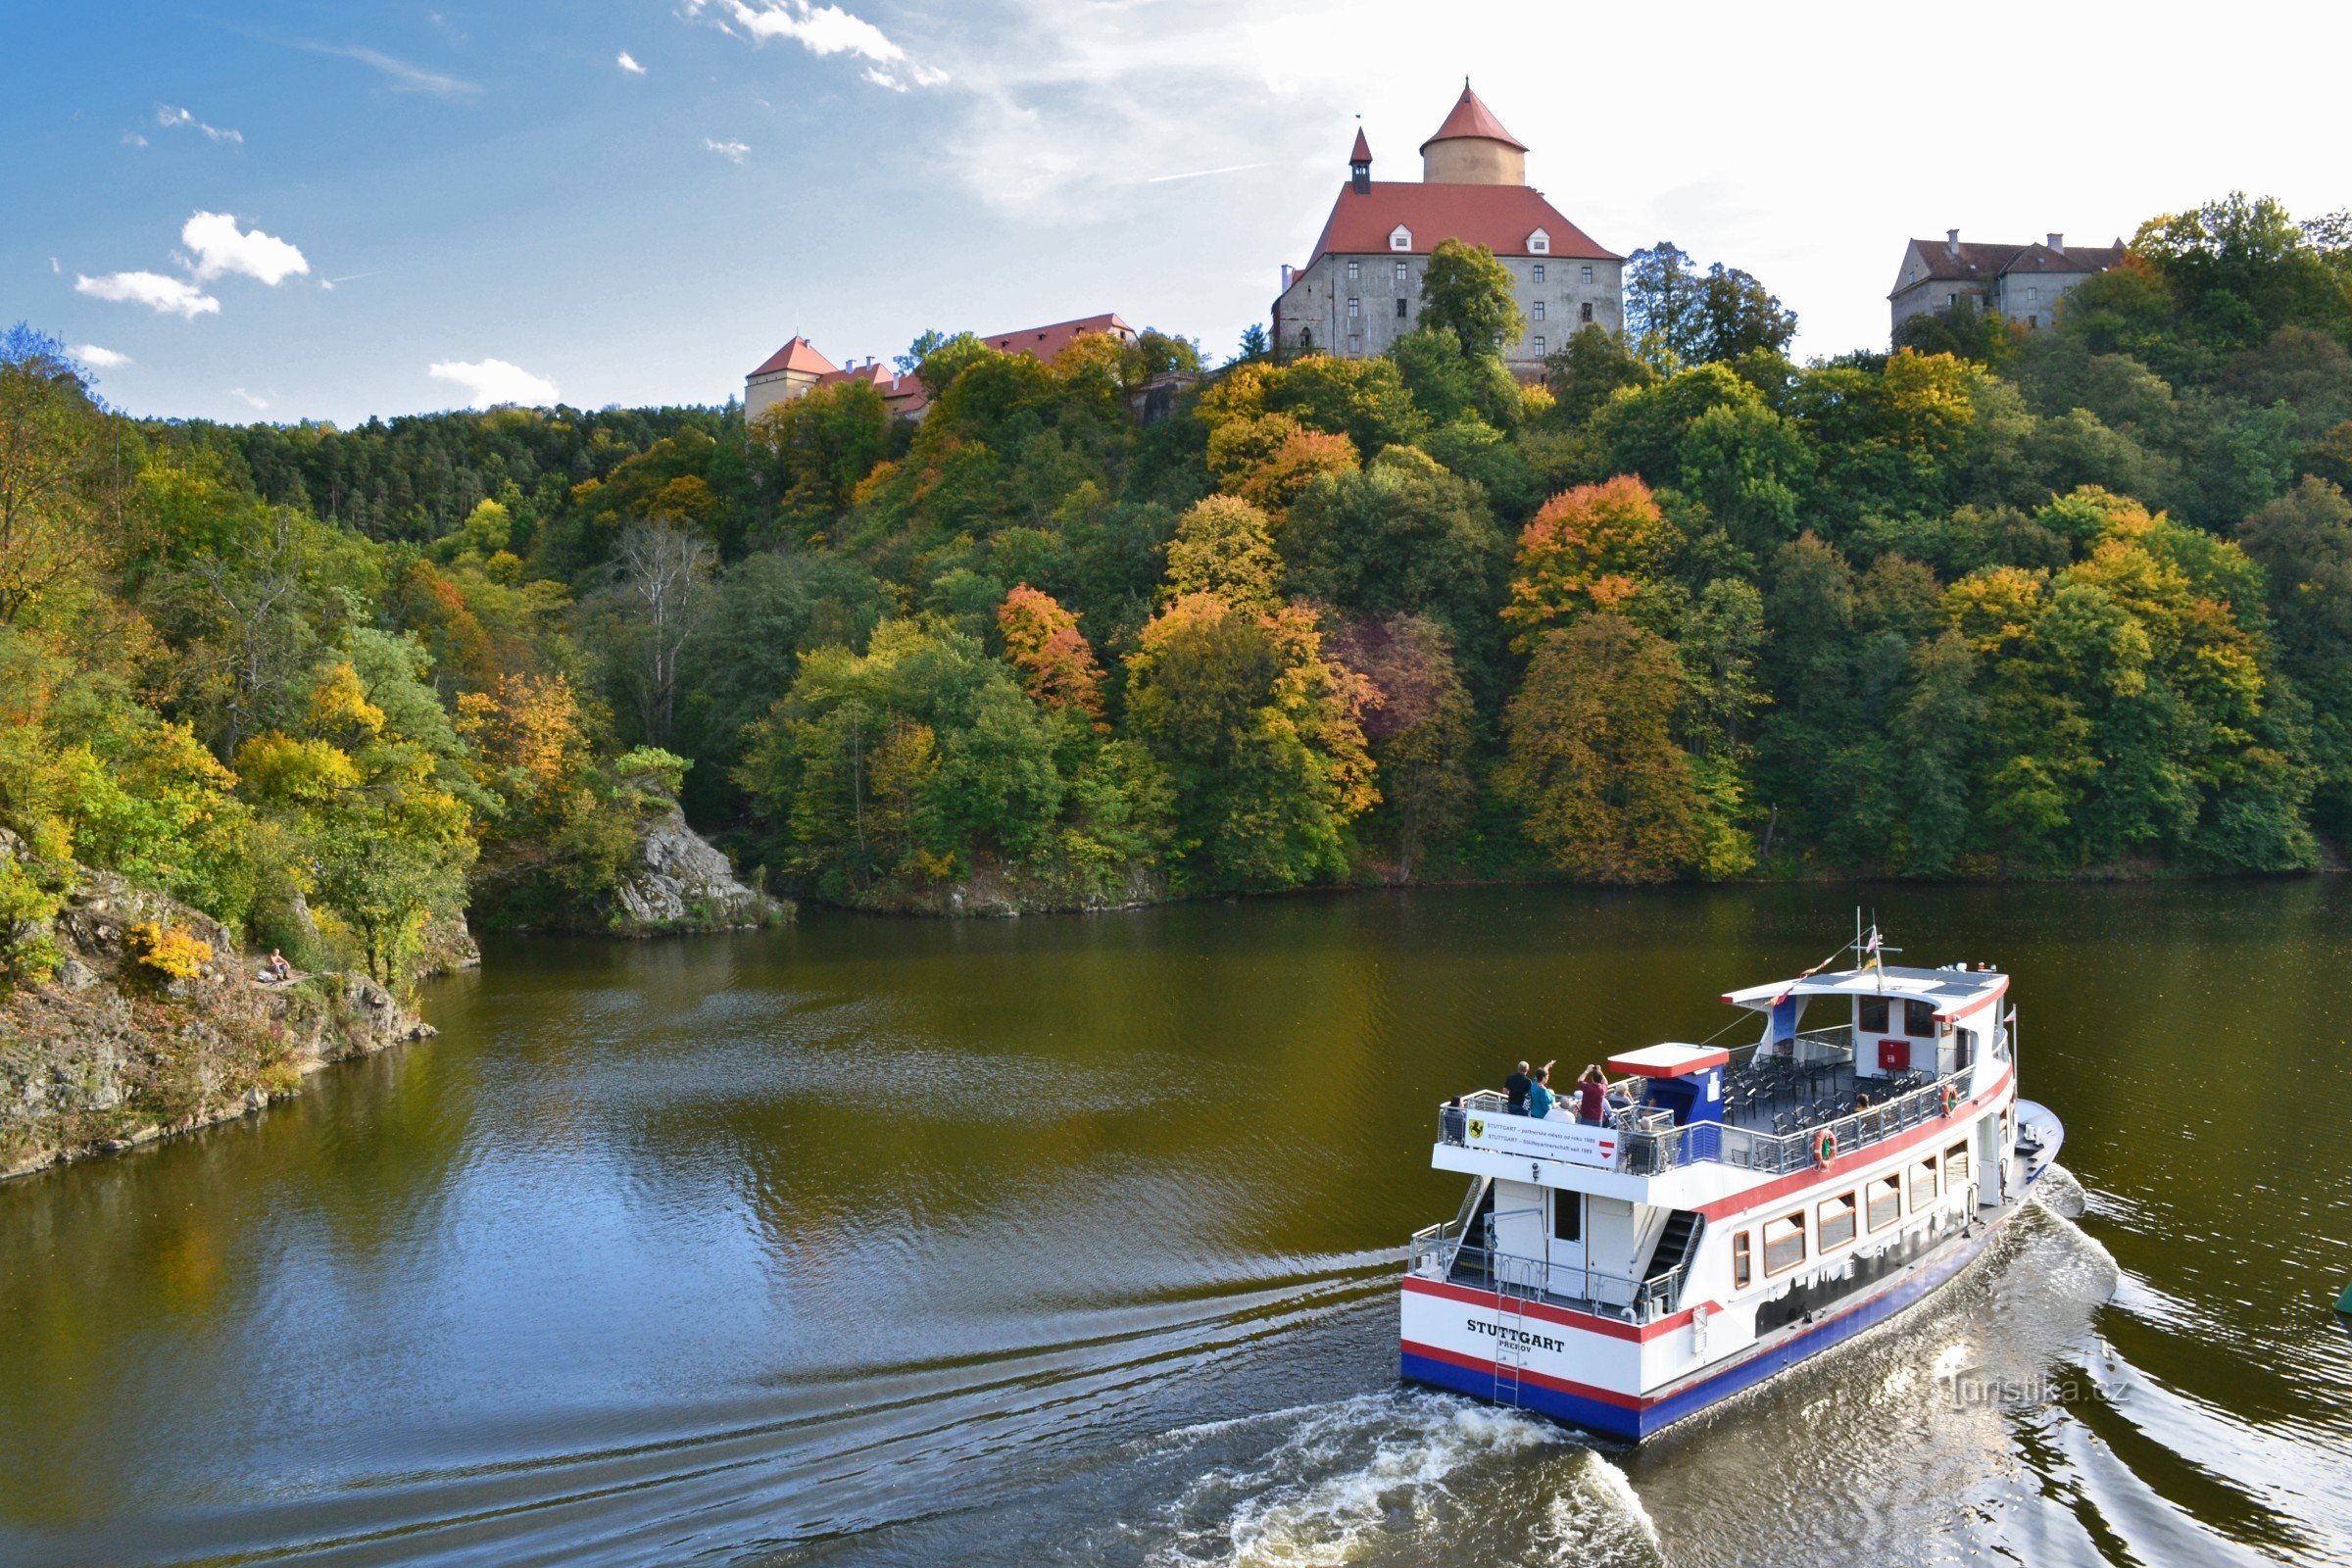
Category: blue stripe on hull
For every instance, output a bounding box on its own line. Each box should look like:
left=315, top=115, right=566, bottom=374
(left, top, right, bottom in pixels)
left=1402, top=1190, right=2033, bottom=1442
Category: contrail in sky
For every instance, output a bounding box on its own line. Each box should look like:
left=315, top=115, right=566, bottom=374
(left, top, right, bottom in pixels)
left=1147, top=163, right=1268, bottom=184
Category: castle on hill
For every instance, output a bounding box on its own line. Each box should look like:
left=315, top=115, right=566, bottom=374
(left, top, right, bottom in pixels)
left=1272, top=83, right=1623, bottom=370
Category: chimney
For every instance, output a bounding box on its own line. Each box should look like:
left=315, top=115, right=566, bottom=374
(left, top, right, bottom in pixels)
left=1946, top=227, right=1960, bottom=256
left=1281, top=263, right=1296, bottom=291
left=2046, top=231, right=2064, bottom=250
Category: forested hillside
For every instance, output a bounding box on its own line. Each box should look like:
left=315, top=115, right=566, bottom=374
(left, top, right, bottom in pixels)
left=8, top=192, right=2352, bottom=958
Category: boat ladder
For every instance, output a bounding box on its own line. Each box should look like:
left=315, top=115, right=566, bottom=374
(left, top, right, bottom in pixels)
left=1484, top=1210, right=1544, bottom=1408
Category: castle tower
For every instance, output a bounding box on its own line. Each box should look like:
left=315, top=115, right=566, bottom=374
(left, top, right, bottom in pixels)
left=1349, top=125, right=1373, bottom=195
left=1418, top=80, right=1527, bottom=186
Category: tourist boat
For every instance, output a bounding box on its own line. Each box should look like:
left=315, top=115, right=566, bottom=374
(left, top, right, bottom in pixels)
left=1401, top=935, right=2065, bottom=1441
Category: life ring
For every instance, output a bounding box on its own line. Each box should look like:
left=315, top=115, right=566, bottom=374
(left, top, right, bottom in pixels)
left=1941, top=1084, right=1960, bottom=1116
left=1812, top=1129, right=1838, bottom=1169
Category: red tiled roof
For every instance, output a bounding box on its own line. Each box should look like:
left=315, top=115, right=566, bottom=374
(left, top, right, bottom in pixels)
left=749, top=335, right=838, bottom=378
left=1302, top=181, right=1617, bottom=267
left=1420, top=84, right=1525, bottom=153
left=978, top=313, right=1137, bottom=362
left=812, top=359, right=930, bottom=416
left=1350, top=126, right=1372, bottom=163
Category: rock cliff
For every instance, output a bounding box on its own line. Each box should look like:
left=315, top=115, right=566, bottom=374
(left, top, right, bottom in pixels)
left=609, top=796, right=788, bottom=933
left=0, top=837, right=438, bottom=1180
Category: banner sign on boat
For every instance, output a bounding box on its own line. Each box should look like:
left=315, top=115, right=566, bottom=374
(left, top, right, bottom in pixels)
left=1462, top=1112, right=1620, bottom=1169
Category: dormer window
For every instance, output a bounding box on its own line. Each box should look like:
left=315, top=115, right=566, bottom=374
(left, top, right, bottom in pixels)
left=1389, top=224, right=1412, bottom=252
left=1528, top=227, right=1550, bottom=254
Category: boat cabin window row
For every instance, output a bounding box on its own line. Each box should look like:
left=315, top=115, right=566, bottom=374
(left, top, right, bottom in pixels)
left=1857, top=997, right=1938, bottom=1038
left=1732, top=1151, right=1948, bottom=1292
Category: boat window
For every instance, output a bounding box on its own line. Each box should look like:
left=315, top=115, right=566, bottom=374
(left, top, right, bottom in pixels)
left=1763, top=1212, right=1806, bottom=1275
left=1732, top=1230, right=1752, bottom=1290
left=1909, top=1156, right=1938, bottom=1210
left=1818, top=1193, right=1858, bottom=1250
left=1552, top=1191, right=1582, bottom=1243
left=1866, top=1174, right=1900, bottom=1230
left=1945, top=1142, right=1970, bottom=1195
left=1905, top=1000, right=1936, bottom=1037
left=1859, top=997, right=1889, bottom=1033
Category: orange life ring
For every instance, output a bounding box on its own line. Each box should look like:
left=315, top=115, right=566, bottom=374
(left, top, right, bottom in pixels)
left=1941, top=1084, right=1960, bottom=1116
left=1812, top=1129, right=1838, bottom=1169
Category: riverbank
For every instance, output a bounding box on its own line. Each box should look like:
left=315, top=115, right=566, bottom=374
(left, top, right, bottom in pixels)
left=0, top=850, right=451, bottom=1182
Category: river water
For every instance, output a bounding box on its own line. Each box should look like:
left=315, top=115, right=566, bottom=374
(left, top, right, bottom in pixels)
left=3, top=884, right=2349, bottom=1567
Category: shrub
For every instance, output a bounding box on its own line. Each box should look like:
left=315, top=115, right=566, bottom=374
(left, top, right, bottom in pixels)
left=0, top=856, right=63, bottom=987
left=612, top=746, right=691, bottom=796
left=127, top=919, right=214, bottom=981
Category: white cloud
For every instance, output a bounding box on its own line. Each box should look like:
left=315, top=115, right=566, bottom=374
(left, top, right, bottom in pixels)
left=74, top=271, right=220, bottom=319
left=122, top=131, right=148, bottom=148
left=429, top=358, right=560, bottom=408
left=617, top=50, right=647, bottom=74
left=686, top=0, right=944, bottom=84
left=705, top=137, right=751, bottom=164
left=181, top=212, right=310, bottom=285
left=71, top=345, right=131, bottom=368
left=288, top=40, right=482, bottom=99
left=157, top=105, right=244, bottom=143
left=229, top=388, right=270, bottom=410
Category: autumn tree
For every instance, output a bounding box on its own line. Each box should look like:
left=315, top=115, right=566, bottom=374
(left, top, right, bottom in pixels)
left=1326, top=614, right=1476, bottom=880
left=1501, top=474, right=1675, bottom=648
left=1499, top=613, right=1743, bottom=882
left=1123, top=593, right=1375, bottom=890
left=998, top=583, right=1106, bottom=723
left=0, top=325, right=105, bottom=623
left=1163, top=495, right=1283, bottom=611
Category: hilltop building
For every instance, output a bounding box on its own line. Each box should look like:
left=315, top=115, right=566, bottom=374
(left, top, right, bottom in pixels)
left=744, top=313, right=1138, bottom=422
left=1888, top=230, right=2126, bottom=339
left=1271, top=84, right=1621, bottom=370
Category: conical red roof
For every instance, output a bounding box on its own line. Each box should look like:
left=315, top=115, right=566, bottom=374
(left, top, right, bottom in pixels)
left=1418, top=82, right=1526, bottom=153
left=749, top=335, right=838, bottom=378
left=1350, top=126, right=1372, bottom=163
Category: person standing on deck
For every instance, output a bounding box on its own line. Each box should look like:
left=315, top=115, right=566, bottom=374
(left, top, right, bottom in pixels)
left=1504, top=1060, right=1534, bottom=1115
left=1528, top=1066, right=1558, bottom=1120
left=1575, top=1065, right=1610, bottom=1125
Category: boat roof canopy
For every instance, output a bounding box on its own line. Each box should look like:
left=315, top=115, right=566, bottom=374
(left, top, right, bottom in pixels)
left=1722, top=963, right=2007, bottom=1023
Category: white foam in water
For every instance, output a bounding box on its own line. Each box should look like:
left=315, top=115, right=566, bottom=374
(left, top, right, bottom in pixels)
left=1143, top=1391, right=1582, bottom=1566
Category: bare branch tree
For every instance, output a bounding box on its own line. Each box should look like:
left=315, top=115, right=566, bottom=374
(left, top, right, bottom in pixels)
left=610, top=520, right=713, bottom=745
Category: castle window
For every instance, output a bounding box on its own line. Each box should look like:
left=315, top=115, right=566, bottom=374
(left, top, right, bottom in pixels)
left=1581, top=264, right=1594, bottom=284
left=1347, top=332, right=1362, bottom=354
left=1528, top=227, right=1550, bottom=254
left=1347, top=260, right=1360, bottom=281
left=1389, top=225, right=1412, bottom=251
left=1533, top=263, right=1545, bottom=284
left=1531, top=335, right=1544, bottom=356
left=1394, top=260, right=1408, bottom=282
left=1396, top=298, right=1407, bottom=319
left=1579, top=302, right=1592, bottom=322
left=1532, top=300, right=1545, bottom=321
left=1347, top=297, right=1360, bottom=318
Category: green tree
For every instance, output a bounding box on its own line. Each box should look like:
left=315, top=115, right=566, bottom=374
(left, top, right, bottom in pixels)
left=1418, top=239, right=1526, bottom=357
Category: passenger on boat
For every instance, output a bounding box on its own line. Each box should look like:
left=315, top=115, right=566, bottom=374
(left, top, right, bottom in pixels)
left=1529, top=1066, right=1558, bottom=1120
left=1575, top=1065, right=1609, bottom=1125
left=1442, top=1097, right=1467, bottom=1145
left=1504, top=1060, right=1534, bottom=1115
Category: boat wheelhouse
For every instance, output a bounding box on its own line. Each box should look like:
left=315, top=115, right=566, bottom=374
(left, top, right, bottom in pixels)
left=1400, top=946, right=2065, bottom=1440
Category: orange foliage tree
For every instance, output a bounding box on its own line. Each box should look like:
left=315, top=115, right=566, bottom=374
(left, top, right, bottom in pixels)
left=997, top=584, right=1106, bottom=724
left=1500, top=474, right=1673, bottom=651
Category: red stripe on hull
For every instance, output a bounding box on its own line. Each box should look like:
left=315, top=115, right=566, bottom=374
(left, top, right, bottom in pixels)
left=1399, top=1274, right=1720, bottom=1341
left=1399, top=1338, right=1644, bottom=1408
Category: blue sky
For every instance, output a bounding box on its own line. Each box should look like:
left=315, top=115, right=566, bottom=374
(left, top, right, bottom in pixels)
left=10, top=1, right=2349, bottom=424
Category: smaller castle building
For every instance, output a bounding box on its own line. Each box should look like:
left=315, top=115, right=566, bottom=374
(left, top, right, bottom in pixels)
left=744, top=314, right=1138, bottom=422
left=1889, top=230, right=2126, bottom=339
left=1272, top=85, right=1621, bottom=370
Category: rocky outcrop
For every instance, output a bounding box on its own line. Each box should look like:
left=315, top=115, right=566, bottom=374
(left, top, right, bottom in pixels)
left=0, top=844, right=437, bottom=1181
left=610, top=797, right=788, bottom=933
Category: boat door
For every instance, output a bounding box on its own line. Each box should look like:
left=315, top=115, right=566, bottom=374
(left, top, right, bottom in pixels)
left=1547, top=1186, right=1588, bottom=1298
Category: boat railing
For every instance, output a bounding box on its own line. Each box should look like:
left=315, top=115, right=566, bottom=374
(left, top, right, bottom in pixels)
left=1438, top=1063, right=1974, bottom=1176
left=1405, top=1229, right=1687, bottom=1323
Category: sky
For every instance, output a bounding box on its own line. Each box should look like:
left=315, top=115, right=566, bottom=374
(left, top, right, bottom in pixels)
left=9, top=0, right=2351, bottom=425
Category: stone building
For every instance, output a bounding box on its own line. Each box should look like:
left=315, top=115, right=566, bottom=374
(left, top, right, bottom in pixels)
left=744, top=314, right=1138, bottom=422
left=1888, top=230, right=2127, bottom=339
left=1271, top=84, right=1621, bottom=371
